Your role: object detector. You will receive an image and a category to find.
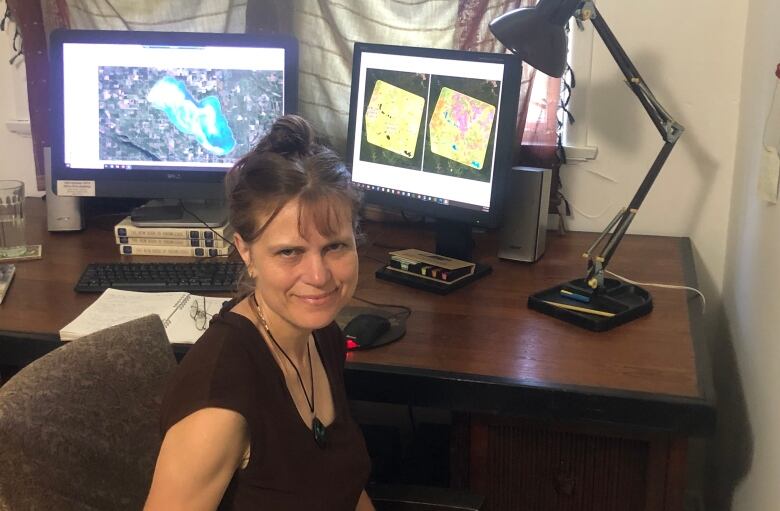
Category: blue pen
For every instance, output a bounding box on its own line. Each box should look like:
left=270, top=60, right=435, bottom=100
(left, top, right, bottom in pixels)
left=560, top=288, right=592, bottom=303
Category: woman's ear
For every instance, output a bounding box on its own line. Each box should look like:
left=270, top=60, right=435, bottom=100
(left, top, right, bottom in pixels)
left=234, top=233, right=252, bottom=268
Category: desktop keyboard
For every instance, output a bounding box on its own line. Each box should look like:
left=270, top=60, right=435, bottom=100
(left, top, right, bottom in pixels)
left=74, top=261, right=244, bottom=293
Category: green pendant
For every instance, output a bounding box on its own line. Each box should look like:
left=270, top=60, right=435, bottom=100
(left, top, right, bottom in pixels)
left=313, top=416, right=326, bottom=448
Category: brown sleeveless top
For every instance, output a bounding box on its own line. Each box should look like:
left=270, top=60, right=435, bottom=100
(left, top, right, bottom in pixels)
left=159, top=303, right=371, bottom=510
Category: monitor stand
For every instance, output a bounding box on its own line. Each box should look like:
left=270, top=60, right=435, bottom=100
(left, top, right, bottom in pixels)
left=375, top=219, right=492, bottom=295
left=130, top=199, right=228, bottom=228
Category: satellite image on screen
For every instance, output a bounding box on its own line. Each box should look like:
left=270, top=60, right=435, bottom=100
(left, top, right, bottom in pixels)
left=365, top=80, right=425, bottom=159
left=423, top=75, right=500, bottom=183
left=98, top=66, right=283, bottom=164
left=429, top=87, right=496, bottom=171
left=360, top=69, right=429, bottom=171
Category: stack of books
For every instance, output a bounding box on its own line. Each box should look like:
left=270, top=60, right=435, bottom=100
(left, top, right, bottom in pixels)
left=386, top=248, right=475, bottom=284
left=114, top=216, right=234, bottom=257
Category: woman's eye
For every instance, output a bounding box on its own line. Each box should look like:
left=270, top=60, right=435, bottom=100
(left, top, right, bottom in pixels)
left=326, top=243, right=346, bottom=252
left=278, top=248, right=299, bottom=257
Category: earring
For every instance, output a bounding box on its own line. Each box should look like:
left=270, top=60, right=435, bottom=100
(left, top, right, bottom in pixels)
left=247, top=267, right=255, bottom=279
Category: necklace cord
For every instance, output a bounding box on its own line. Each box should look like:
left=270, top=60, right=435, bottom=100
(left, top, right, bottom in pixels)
left=249, top=294, right=315, bottom=414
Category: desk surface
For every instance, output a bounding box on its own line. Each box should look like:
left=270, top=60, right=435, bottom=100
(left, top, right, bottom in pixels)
left=1, top=198, right=715, bottom=434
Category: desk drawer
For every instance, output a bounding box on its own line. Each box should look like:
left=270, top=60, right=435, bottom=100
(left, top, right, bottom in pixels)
left=468, top=415, right=686, bottom=511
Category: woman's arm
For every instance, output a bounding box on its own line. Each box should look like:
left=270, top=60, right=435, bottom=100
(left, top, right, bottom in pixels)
left=144, top=407, right=250, bottom=511
left=356, top=489, right=376, bottom=511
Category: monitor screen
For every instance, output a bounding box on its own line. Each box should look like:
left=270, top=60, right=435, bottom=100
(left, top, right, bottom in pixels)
left=346, top=43, right=521, bottom=229
left=50, top=29, right=298, bottom=201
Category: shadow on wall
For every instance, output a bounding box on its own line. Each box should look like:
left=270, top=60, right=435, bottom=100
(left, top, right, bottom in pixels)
left=587, top=49, right=720, bottom=235
left=691, top=248, right=753, bottom=511
left=705, top=310, right=753, bottom=511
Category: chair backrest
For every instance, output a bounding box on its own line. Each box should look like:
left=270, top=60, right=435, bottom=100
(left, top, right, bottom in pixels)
left=0, top=315, right=176, bottom=511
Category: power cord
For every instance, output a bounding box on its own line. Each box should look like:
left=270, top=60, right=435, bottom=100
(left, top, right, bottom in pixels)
left=605, top=270, right=706, bottom=313
left=351, top=295, right=412, bottom=322
left=178, top=200, right=239, bottom=262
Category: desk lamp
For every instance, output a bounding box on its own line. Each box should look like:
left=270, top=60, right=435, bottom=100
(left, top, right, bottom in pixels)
left=490, top=0, right=685, bottom=331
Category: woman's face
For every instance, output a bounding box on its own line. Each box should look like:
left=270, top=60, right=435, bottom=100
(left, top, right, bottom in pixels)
left=236, top=196, right=358, bottom=336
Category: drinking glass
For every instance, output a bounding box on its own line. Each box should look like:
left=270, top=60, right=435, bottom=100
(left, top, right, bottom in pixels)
left=0, top=180, right=26, bottom=257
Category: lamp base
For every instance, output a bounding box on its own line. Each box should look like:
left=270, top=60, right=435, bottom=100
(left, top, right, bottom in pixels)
left=528, top=278, right=652, bottom=331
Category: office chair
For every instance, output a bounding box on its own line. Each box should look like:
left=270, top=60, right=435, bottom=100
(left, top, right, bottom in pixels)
left=0, top=315, right=482, bottom=510
left=0, top=315, right=176, bottom=510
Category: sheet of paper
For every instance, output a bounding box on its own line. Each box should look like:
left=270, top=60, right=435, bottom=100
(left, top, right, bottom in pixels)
left=0, top=264, right=15, bottom=304
left=60, top=288, right=228, bottom=344
left=758, top=145, right=780, bottom=203
left=759, top=65, right=780, bottom=203
left=163, top=293, right=228, bottom=344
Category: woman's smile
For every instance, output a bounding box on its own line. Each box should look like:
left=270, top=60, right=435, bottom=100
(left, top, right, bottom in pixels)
left=294, top=287, right=339, bottom=305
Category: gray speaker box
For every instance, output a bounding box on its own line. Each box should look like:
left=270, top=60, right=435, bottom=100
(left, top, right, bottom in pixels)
left=498, top=166, right=552, bottom=262
left=44, top=147, right=84, bottom=231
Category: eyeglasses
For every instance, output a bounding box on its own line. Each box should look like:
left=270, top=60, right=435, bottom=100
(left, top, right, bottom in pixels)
left=189, top=296, right=213, bottom=331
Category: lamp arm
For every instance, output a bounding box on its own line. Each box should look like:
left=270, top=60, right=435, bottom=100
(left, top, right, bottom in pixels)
left=578, top=1, right=685, bottom=289
left=582, top=2, right=685, bottom=144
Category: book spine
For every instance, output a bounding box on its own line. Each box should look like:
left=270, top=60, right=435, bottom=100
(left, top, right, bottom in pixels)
left=114, top=236, right=230, bottom=248
left=118, top=244, right=231, bottom=257
left=114, top=223, right=230, bottom=240
left=389, top=257, right=474, bottom=282
left=386, top=265, right=472, bottom=285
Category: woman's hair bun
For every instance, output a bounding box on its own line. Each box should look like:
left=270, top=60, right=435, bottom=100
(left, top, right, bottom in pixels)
left=261, top=114, right=315, bottom=156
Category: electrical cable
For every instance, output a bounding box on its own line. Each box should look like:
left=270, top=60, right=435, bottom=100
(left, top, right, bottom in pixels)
left=178, top=200, right=238, bottom=261
left=351, top=294, right=412, bottom=321
left=605, top=269, right=706, bottom=313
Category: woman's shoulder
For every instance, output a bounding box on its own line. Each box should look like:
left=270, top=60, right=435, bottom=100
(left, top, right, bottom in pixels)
left=160, top=302, right=262, bottom=432
left=315, top=321, right=343, bottom=344
left=179, top=300, right=259, bottom=372
left=314, top=321, right=346, bottom=365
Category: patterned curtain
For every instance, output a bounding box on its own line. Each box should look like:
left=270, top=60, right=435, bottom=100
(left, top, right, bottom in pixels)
left=6, top=0, right=562, bottom=190
left=455, top=0, right=560, bottom=169
left=246, top=0, right=560, bottom=165
left=4, top=0, right=245, bottom=191
left=61, top=0, right=245, bottom=31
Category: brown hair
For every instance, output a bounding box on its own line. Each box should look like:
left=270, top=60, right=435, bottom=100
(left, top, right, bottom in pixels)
left=226, top=114, right=362, bottom=247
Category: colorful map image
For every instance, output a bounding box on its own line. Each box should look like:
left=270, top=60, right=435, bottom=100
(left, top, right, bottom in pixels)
left=146, top=76, right=235, bottom=156
left=429, top=87, right=496, bottom=170
left=98, top=66, right=284, bottom=164
left=365, top=80, right=425, bottom=158
left=360, top=69, right=429, bottom=171
left=422, top=75, right=501, bottom=183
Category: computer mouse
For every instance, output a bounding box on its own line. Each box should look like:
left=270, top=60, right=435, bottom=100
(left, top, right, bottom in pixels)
left=344, top=313, right=391, bottom=349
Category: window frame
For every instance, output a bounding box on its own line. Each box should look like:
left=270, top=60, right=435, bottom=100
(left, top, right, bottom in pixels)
left=561, top=20, right=598, bottom=161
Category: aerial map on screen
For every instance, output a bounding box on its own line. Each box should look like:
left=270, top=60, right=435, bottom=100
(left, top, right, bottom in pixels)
left=98, top=66, right=284, bottom=164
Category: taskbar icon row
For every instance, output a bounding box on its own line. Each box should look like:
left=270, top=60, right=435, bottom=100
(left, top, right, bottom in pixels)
left=355, top=182, right=449, bottom=205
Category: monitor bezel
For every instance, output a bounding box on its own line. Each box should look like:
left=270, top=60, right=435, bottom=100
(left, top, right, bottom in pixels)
left=345, top=42, right=521, bottom=229
left=49, top=29, right=298, bottom=199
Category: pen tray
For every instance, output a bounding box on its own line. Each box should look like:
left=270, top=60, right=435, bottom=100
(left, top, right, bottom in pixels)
left=528, top=278, right=653, bottom=332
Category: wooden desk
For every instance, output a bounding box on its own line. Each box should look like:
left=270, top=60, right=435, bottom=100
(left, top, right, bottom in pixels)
left=1, top=198, right=715, bottom=511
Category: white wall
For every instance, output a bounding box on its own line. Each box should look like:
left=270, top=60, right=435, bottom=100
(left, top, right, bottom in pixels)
left=718, top=0, right=780, bottom=508
left=561, top=0, right=747, bottom=297
left=0, top=24, right=40, bottom=196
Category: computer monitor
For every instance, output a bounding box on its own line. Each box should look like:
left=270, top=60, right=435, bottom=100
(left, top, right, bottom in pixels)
left=49, top=29, right=298, bottom=226
left=346, top=43, right=521, bottom=261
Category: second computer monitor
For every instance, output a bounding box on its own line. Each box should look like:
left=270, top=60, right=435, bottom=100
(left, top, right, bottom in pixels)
left=346, top=43, right=521, bottom=232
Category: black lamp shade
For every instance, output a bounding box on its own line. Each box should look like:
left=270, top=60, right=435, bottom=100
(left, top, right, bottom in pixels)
left=489, top=0, right=580, bottom=78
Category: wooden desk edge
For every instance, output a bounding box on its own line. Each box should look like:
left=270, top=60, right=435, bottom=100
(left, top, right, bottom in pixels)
left=1, top=238, right=717, bottom=436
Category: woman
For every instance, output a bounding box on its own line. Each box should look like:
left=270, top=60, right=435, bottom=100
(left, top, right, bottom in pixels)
left=144, top=115, right=374, bottom=510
